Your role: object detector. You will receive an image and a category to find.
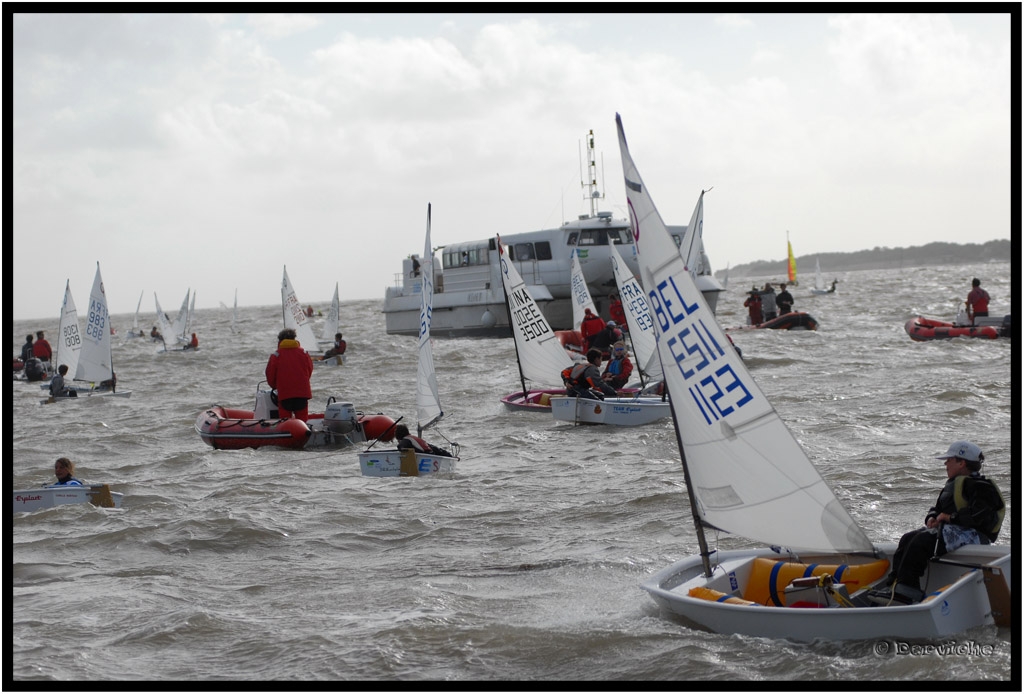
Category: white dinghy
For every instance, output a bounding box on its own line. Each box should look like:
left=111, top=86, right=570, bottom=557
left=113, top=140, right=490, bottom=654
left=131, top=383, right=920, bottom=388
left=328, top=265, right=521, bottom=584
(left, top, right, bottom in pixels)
left=617, top=114, right=1010, bottom=642
left=13, top=485, right=123, bottom=514
left=359, top=204, right=459, bottom=477
left=549, top=393, right=671, bottom=426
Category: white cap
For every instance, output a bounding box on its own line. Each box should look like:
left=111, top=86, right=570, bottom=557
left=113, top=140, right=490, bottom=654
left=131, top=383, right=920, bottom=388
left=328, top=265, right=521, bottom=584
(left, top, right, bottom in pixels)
left=935, top=440, right=984, bottom=464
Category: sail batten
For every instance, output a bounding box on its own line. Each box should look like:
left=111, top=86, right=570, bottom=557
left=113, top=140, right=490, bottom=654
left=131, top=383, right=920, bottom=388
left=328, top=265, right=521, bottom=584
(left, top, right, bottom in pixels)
left=617, top=114, right=873, bottom=555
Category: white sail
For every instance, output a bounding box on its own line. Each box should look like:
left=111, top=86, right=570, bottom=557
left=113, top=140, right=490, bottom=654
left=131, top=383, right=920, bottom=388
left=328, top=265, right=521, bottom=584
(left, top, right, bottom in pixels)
left=186, top=290, right=196, bottom=336
left=56, top=280, right=82, bottom=377
left=568, top=249, right=599, bottom=332
left=321, top=283, right=340, bottom=342
left=815, top=258, right=824, bottom=292
left=171, top=289, right=190, bottom=343
left=132, top=291, right=143, bottom=332
left=153, top=293, right=174, bottom=344
left=498, top=235, right=574, bottom=386
left=416, top=204, right=442, bottom=433
left=74, top=263, right=113, bottom=384
left=281, top=266, right=320, bottom=351
left=232, top=289, right=239, bottom=332
left=616, top=113, right=873, bottom=554
left=608, top=242, right=662, bottom=380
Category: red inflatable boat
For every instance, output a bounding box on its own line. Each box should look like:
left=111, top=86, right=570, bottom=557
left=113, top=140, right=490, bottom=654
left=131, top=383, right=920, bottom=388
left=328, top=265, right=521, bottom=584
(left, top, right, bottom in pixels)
left=905, top=315, right=1010, bottom=341
left=195, top=392, right=396, bottom=450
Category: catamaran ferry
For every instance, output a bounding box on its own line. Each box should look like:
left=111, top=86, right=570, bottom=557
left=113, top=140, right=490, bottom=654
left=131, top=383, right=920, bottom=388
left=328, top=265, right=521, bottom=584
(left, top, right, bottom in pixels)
left=382, top=132, right=724, bottom=337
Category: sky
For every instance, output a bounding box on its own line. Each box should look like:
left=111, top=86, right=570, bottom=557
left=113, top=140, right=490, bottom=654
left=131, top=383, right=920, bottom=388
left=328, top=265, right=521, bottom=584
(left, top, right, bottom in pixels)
left=10, top=11, right=1015, bottom=321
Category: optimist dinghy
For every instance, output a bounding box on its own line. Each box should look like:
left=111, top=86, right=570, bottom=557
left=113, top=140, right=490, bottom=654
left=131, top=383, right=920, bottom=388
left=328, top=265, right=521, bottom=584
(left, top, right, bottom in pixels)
left=13, top=484, right=123, bottom=514
left=358, top=204, right=460, bottom=477
left=616, top=114, right=1010, bottom=642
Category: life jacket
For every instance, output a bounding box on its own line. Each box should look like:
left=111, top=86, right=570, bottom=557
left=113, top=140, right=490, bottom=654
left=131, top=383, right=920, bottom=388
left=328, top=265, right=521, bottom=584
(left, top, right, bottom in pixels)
left=402, top=434, right=430, bottom=453
left=952, top=474, right=1004, bottom=540
left=561, top=363, right=590, bottom=388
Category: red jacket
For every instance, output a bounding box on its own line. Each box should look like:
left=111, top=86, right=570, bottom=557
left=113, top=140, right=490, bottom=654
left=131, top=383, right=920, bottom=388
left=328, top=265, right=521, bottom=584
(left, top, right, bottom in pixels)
left=609, top=300, right=627, bottom=328
left=265, top=339, right=313, bottom=401
left=33, top=339, right=53, bottom=361
left=580, top=313, right=605, bottom=345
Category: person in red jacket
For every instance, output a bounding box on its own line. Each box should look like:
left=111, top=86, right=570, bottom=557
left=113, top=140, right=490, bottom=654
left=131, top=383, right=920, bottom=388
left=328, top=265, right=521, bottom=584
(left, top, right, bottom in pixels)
left=609, top=294, right=628, bottom=333
left=32, top=330, right=53, bottom=362
left=743, top=288, right=762, bottom=326
left=265, top=328, right=314, bottom=421
left=965, top=278, right=990, bottom=323
left=580, top=308, right=606, bottom=351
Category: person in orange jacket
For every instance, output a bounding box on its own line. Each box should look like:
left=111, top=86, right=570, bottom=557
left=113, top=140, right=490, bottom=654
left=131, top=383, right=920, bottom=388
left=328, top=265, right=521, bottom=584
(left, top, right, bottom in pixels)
left=265, top=328, right=314, bottom=421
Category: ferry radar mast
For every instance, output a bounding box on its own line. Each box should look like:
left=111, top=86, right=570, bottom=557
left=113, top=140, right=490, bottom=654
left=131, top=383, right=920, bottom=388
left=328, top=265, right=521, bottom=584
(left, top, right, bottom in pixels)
left=580, top=129, right=607, bottom=219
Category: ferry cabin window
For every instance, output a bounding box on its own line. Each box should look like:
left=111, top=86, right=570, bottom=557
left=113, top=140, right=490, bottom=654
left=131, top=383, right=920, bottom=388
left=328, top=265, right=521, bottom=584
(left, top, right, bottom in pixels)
left=609, top=229, right=633, bottom=245
left=509, top=242, right=552, bottom=262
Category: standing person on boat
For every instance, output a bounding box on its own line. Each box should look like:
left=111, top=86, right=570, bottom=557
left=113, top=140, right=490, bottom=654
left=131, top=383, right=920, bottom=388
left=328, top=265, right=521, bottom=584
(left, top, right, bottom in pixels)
left=744, top=288, right=762, bottom=326
left=395, top=424, right=452, bottom=457
left=760, top=284, right=777, bottom=322
left=20, top=334, right=34, bottom=363
left=601, top=341, right=634, bottom=390
left=579, top=308, right=605, bottom=351
left=324, top=332, right=347, bottom=359
left=609, top=294, right=627, bottom=333
left=561, top=348, right=617, bottom=400
left=49, top=364, right=77, bottom=399
left=411, top=255, right=421, bottom=277
left=32, top=330, right=53, bottom=362
left=966, top=278, right=990, bottom=323
left=49, top=457, right=83, bottom=487
left=871, top=440, right=1005, bottom=606
left=775, top=283, right=794, bottom=315
left=265, top=328, right=314, bottom=422
left=828, top=279, right=838, bottom=293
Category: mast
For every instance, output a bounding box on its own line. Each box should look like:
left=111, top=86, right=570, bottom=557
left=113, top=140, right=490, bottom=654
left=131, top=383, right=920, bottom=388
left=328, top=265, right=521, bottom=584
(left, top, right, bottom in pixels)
left=581, top=129, right=604, bottom=219
left=498, top=237, right=530, bottom=399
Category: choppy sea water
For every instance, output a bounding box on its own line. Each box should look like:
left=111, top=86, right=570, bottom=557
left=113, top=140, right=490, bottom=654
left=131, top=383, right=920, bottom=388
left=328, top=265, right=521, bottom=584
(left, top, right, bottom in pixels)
left=12, top=262, right=1013, bottom=684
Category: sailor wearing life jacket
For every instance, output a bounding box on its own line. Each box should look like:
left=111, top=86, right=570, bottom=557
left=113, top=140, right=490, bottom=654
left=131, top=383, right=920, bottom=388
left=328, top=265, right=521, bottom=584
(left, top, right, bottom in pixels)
left=49, top=457, right=84, bottom=487
left=561, top=349, right=617, bottom=400
left=878, top=440, right=1005, bottom=605
left=395, top=424, right=452, bottom=457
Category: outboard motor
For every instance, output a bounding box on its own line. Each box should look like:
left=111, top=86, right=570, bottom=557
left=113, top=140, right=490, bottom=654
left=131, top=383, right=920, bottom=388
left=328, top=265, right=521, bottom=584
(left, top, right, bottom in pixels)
left=253, top=389, right=279, bottom=420
left=1000, top=314, right=1012, bottom=339
left=324, top=401, right=357, bottom=434
left=24, top=358, right=46, bottom=382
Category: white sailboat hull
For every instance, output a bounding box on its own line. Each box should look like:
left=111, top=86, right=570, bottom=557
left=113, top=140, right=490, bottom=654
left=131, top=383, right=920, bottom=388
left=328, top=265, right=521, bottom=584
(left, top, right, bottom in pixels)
left=13, top=485, right=123, bottom=513
left=357, top=449, right=457, bottom=477
left=549, top=395, right=671, bottom=426
left=641, top=544, right=1011, bottom=642
left=41, top=390, right=132, bottom=405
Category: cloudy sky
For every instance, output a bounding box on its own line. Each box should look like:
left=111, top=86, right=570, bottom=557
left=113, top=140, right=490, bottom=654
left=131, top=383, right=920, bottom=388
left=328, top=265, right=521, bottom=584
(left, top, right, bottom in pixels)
left=12, top=12, right=1013, bottom=321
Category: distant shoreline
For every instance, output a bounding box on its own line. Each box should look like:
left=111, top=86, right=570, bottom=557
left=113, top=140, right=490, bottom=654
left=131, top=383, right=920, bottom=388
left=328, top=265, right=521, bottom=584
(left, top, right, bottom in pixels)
left=719, top=239, right=1010, bottom=278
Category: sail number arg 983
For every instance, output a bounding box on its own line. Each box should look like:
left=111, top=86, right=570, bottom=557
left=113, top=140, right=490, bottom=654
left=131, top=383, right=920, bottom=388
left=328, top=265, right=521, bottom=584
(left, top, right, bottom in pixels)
left=648, top=275, right=753, bottom=424
left=509, top=287, right=551, bottom=342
